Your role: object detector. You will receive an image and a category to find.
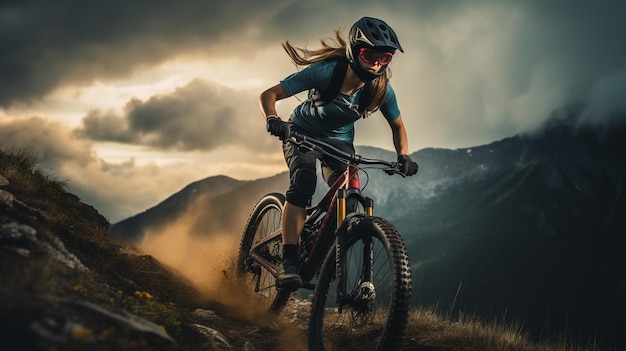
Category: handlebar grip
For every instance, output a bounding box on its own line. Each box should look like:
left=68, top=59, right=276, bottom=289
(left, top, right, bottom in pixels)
left=384, top=163, right=406, bottom=177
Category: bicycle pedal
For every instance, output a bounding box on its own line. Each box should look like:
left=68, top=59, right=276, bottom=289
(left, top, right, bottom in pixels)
left=276, top=278, right=302, bottom=291
left=276, top=270, right=302, bottom=291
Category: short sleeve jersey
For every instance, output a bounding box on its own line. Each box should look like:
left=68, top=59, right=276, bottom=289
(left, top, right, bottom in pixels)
left=280, top=60, right=401, bottom=143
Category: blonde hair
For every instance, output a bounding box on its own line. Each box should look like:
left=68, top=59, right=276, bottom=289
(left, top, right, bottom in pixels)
left=281, top=29, right=391, bottom=115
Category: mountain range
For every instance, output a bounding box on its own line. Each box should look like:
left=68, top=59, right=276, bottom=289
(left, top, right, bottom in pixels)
left=110, top=118, right=626, bottom=349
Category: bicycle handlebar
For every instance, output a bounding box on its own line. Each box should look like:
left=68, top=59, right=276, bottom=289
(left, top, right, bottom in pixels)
left=288, top=131, right=405, bottom=177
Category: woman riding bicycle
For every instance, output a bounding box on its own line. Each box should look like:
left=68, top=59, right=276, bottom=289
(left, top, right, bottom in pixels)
left=259, top=17, right=418, bottom=291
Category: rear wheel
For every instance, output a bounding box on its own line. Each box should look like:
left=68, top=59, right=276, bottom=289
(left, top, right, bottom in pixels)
left=308, top=216, right=412, bottom=351
left=237, top=193, right=290, bottom=312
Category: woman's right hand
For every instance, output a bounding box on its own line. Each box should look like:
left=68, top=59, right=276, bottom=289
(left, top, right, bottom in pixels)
left=266, top=116, right=290, bottom=140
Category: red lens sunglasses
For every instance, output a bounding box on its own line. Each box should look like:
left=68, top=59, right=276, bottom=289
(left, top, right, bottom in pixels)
left=358, top=47, right=394, bottom=65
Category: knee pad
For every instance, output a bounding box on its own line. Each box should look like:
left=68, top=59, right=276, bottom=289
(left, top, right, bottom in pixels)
left=286, top=168, right=317, bottom=208
left=293, top=168, right=316, bottom=197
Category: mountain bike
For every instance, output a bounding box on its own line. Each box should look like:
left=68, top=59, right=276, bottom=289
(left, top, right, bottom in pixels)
left=237, top=132, right=412, bottom=351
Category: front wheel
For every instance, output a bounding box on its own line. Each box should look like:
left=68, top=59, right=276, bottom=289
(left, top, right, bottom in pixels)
left=309, top=216, right=412, bottom=351
left=236, top=193, right=290, bottom=312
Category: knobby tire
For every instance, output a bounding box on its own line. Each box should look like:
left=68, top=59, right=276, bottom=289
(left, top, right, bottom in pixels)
left=237, top=193, right=290, bottom=313
left=308, top=216, right=412, bottom=351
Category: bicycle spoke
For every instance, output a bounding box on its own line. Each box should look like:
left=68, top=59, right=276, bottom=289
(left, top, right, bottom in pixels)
left=309, top=217, right=411, bottom=351
left=237, top=193, right=290, bottom=312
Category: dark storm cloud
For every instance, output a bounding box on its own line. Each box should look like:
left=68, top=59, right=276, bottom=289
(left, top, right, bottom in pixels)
left=382, top=0, right=626, bottom=142
left=124, top=80, right=242, bottom=150
left=0, top=0, right=289, bottom=107
left=3, top=0, right=626, bottom=140
left=0, top=0, right=397, bottom=108
left=79, top=110, right=136, bottom=144
left=508, top=1, right=626, bottom=100
left=75, top=79, right=268, bottom=151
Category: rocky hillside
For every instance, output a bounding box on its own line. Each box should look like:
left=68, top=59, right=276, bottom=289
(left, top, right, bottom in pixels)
left=0, top=157, right=285, bottom=350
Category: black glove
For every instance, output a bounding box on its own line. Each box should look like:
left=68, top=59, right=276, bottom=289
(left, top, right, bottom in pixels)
left=397, top=154, right=418, bottom=176
left=266, top=116, right=290, bottom=140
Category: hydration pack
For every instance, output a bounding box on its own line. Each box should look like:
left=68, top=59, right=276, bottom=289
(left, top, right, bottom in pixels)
left=309, top=58, right=371, bottom=115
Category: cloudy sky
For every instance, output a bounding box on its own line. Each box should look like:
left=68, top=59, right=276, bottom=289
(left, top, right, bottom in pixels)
left=1, top=0, right=625, bottom=222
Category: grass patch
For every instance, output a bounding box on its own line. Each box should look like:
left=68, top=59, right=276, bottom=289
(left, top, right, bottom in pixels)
left=109, top=289, right=183, bottom=337
left=404, top=306, right=605, bottom=351
left=0, top=145, right=66, bottom=202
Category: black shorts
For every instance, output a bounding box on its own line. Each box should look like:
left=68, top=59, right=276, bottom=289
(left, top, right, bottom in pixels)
left=282, top=130, right=355, bottom=207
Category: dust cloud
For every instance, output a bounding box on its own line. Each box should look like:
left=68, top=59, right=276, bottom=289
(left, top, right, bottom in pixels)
left=136, top=196, right=309, bottom=350
left=138, top=211, right=269, bottom=320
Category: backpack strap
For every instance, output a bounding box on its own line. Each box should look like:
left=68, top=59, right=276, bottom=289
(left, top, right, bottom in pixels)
left=311, top=58, right=348, bottom=107
left=357, top=82, right=371, bottom=115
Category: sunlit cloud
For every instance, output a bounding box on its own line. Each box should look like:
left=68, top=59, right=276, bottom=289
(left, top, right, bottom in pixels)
left=74, top=78, right=276, bottom=153
left=0, top=116, right=286, bottom=222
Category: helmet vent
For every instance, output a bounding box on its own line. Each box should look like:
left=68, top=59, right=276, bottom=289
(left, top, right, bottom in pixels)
left=349, top=17, right=404, bottom=54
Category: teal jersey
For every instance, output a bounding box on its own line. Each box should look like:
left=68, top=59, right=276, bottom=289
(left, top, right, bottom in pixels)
left=280, top=60, right=401, bottom=143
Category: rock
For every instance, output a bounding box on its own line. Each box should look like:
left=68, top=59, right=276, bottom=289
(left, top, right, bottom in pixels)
left=71, top=300, right=175, bottom=344
left=0, top=175, right=8, bottom=186
left=188, top=323, right=232, bottom=350
left=243, top=341, right=260, bottom=351
left=43, top=237, right=89, bottom=272
left=191, top=308, right=220, bottom=322
left=0, top=291, right=176, bottom=350
left=0, top=222, right=37, bottom=243
left=0, top=222, right=88, bottom=271
left=0, top=189, right=14, bottom=208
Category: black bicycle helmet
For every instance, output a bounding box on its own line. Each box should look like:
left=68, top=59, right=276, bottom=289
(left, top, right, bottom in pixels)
left=346, top=17, right=404, bottom=82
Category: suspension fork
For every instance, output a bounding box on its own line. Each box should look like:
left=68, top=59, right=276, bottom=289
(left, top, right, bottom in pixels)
left=336, top=189, right=348, bottom=306
left=362, top=235, right=374, bottom=283
left=335, top=249, right=348, bottom=310
left=334, top=165, right=368, bottom=228
left=334, top=167, right=376, bottom=308
left=335, top=194, right=376, bottom=307
left=335, top=229, right=375, bottom=308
